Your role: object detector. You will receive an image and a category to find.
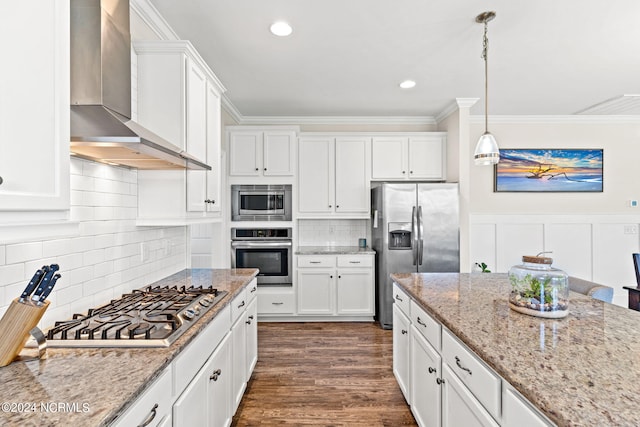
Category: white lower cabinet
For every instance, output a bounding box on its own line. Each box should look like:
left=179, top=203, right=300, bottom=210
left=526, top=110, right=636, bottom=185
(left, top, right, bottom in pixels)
left=297, top=254, right=374, bottom=318
left=231, top=308, right=248, bottom=412
left=441, top=364, right=499, bottom=427
left=111, top=368, right=173, bottom=427
left=173, top=333, right=232, bottom=427
left=393, top=283, right=555, bottom=427
left=246, top=297, right=258, bottom=376
left=393, top=303, right=411, bottom=402
left=410, top=324, right=441, bottom=427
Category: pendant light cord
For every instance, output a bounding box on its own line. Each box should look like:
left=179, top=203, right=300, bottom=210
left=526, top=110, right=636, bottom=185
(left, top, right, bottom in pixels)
left=482, top=19, right=489, bottom=134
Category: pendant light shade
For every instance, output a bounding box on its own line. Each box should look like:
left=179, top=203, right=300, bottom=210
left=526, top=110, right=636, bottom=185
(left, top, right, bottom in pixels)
left=474, top=11, right=500, bottom=166
left=474, top=132, right=500, bottom=165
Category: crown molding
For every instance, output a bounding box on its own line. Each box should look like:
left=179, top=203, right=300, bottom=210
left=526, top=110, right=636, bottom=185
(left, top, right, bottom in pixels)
left=227, top=114, right=437, bottom=126
left=130, top=0, right=179, bottom=41
left=435, top=98, right=480, bottom=123
left=221, top=95, right=244, bottom=124
left=469, top=115, right=640, bottom=124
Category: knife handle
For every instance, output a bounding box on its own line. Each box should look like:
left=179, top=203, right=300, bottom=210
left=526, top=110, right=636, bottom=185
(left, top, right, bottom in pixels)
left=37, top=273, right=61, bottom=305
left=32, top=264, right=59, bottom=302
left=19, top=268, right=47, bottom=302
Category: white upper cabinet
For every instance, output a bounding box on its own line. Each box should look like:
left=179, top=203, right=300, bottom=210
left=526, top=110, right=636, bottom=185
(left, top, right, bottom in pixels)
left=228, top=129, right=296, bottom=176
left=372, top=134, right=446, bottom=181
left=0, top=0, right=70, bottom=213
left=134, top=41, right=225, bottom=224
left=298, top=135, right=370, bottom=218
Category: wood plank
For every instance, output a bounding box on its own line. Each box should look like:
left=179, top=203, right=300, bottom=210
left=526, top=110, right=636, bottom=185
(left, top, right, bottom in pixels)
left=232, top=322, right=417, bottom=426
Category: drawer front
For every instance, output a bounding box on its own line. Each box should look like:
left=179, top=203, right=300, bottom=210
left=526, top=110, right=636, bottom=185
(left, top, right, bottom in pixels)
left=392, top=283, right=411, bottom=317
left=298, top=255, right=336, bottom=268
left=257, top=292, right=295, bottom=314
left=112, top=368, right=172, bottom=427
left=337, top=255, right=373, bottom=268
left=231, top=287, right=248, bottom=323
left=441, top=329, right=501, bottom=421
left=410, top=299, right=441, bottom=351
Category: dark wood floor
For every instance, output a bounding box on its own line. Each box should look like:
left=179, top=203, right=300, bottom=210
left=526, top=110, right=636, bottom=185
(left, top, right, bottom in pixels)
left=231, top=322, right=417, bottom=426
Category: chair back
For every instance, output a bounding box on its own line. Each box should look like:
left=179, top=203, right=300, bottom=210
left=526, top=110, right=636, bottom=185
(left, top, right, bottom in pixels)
left=633, top=253, right=640, bottom=286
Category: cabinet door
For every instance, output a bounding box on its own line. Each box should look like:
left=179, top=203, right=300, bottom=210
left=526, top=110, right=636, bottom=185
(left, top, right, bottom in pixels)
left=245, top=297, right=258, bottom=378
left=208, top=334, right=232, bottom=427
left=186, top=59, right=208, bottom=212
left=441, top=364, right=499, bottom=427
left=231, top=313, right=247, bottom=413
left=408, top=136, right=445, bottom=180
left=0, top=0, right=69, bottom=211
left=336, top=269, right=373, bottom=315
left=335, top=138, right=369, bottom=214
left=503, top=386, right=552, bottom=427
left=263, top=131, right=295, bottom=176
left=205, top=82, right=222, bottom=213
left=393, top=304, right=411, bottom=402
left=410, top=325, right=442, bottom=427
left=298, top=137, right=334, bottom=214
left=371, top=137, right=407, bottom=180
left=297, top=270, right=335, bottom=315
left=229, top=131, right=261, bottom=176
left=173, top=361, right=209, bottom=426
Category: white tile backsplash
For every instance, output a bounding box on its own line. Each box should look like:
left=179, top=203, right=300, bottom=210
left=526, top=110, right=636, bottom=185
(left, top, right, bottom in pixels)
left=298, top=219, right=370, bottom=246
left=0, top=157, right=188, bottom=329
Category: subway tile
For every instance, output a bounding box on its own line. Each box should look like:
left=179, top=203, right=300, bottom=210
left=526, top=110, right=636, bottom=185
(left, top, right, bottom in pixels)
left=0, top=246, right=5, bottom=265
left=94, top=261, right=115, bottom=278
left=6, top=242, right=43, bottom=264
left=70, top=174, right=94, bottom=191
left=56, top=285, right=85, bottom=307
left=83, top=249, right=106, bottom=266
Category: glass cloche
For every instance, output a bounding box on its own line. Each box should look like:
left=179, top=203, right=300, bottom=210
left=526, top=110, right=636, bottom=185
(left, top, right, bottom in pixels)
left=508, top=254, right=569, bottom=318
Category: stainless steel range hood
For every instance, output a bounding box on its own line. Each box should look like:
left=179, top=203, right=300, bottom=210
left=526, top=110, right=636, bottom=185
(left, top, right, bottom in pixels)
left=70, top=0, right=210, bottom=170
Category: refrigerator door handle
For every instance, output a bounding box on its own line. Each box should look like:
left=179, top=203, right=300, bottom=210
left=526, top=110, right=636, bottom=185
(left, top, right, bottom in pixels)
left=411, top=206, right=418, bottom=265
left=418, top=206, right=424, bottom=265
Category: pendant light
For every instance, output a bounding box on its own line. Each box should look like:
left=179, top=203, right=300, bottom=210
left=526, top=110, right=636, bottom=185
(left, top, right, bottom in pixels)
left=474, top=11, right=500, bottom=166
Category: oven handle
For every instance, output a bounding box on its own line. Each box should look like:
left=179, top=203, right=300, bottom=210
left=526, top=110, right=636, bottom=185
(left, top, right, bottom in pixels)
left=231, top=241, right=293, bottom=248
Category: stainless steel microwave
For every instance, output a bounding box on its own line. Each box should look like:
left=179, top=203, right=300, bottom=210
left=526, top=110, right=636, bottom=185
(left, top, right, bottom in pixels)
left=231, top=184, right=292, bottom=221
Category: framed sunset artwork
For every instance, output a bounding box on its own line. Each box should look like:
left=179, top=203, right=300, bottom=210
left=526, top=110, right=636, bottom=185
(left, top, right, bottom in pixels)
left=494, top=149, right=603, bottom=192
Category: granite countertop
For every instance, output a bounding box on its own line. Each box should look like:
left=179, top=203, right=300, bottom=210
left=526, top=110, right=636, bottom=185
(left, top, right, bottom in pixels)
left=296, top=245, right=376, bottom=255
left=391, top=272, right=640, bottom=427
left=0, top=268, right=258, bottom=427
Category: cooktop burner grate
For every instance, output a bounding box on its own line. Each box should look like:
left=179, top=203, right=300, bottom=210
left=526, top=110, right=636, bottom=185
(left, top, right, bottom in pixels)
left=45, top=285, right=227, bottom=348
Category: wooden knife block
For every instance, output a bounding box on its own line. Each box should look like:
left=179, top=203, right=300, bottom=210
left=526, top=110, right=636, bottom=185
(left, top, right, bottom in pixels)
left=0, top=298, right=49, bottom=367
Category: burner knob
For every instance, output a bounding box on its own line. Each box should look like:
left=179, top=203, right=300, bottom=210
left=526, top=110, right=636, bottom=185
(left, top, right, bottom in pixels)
left=200, top=297, right=212, bottom=307
left=193, top=305, right=202, bottom=314
left=183, top=308, right=196, bottom=320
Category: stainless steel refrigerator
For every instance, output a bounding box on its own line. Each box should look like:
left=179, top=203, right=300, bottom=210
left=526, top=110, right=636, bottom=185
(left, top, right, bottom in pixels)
left=371, top=182, right=459, bottom=329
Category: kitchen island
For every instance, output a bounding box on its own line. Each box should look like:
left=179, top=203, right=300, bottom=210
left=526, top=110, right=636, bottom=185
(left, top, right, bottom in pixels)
left=392, top=272, right=640, bottom=427
left=0, top=268, right=258, bottom=426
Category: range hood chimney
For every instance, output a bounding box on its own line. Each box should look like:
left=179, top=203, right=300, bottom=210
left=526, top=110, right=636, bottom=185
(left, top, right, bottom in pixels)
left=70, top=0, right=210, bottom=170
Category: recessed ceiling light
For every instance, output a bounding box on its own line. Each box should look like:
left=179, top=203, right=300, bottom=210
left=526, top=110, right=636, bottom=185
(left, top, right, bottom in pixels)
left=270, top=21, right=293, bottom=37
left=399, top=80, right=416, bottom=89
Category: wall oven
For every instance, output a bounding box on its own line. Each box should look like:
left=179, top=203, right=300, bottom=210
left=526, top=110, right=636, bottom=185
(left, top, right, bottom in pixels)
left=231, top=184, right=292, bottom=221
left=231, top=228, right=292, bottom=286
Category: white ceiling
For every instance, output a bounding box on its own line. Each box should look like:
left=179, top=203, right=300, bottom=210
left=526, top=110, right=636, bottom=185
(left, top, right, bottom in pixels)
left=148, top=0, right=640, bottom=119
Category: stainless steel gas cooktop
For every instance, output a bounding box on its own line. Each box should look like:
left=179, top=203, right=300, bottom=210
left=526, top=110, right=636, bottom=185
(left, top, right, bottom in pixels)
left=45, top=285, right=227, bottom=348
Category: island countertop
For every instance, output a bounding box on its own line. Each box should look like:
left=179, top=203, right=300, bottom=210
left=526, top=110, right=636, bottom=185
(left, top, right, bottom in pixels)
left=391, top=272, right=640, bottom=427
left=0, top=268, right=258, bottom=427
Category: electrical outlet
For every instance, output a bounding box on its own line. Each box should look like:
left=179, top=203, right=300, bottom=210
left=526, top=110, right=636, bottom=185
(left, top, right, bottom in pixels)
left=624, top=225, right=638, bottom=234
left=140, top=242, right=150, bottom=262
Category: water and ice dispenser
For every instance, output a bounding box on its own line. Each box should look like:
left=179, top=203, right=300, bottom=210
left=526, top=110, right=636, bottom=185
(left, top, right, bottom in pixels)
left=388, top=223, right=412, bottom=249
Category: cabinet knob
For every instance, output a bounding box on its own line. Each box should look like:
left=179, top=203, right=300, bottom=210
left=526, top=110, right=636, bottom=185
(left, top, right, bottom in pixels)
left=338, top=275, right=341, bottom=279
left=436, top=377, right=445, bottom=385
left=330, top=275, right=333, bottom=279
left=410, top=171, right=413, bottom=174
left=210, top=369, right=222, bottom=381
left=264, top=168, right=267, bottom=171
left=329, top=205, right=332, bottom=208
left=428, top=367, right=436, bottom=374
left=255, top=167, right=259, bottom=171
left=336, top=205, right=340, bottom=209
left=401, top=329, right=407, bottom=335
left=0, top=176, right=3, bottom=185
left=402, top=171, right=406, bottom=174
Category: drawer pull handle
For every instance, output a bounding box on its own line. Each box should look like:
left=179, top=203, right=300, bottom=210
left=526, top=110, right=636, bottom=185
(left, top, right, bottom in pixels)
left=251, top=286, right=257, bottom=293
left=416, top=317, right=427, bottom=327
left=210, top=369, right=222, bottom=381
left=436, top=378, right=445, bottom=385
left=248, top=315, right=254, bottom=320
left=272, top=302, right=284, bottom=305
left=138, top=403, right=158, bottom=427
left=401, top=329, right=408, bottom=335
left=309, top=261, right=322, bottom=264
left=246, top=319, right=252, bottom=325
left=455, top=356, right=472, bottom=376
left=238, top=300, right=245, bottom=309
left=349, top=261, right=361, bottom=264
left=428, top=367, right=436, bottom=374
left=395, top=294, right=403, bottom=302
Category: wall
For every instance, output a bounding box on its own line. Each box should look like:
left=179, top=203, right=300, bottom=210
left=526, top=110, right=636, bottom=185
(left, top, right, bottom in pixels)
left=0, top=158, right=187, bottom=329
left=298, top=219, right=369, bottom=247
left=466, top=118, right=640, bottom=305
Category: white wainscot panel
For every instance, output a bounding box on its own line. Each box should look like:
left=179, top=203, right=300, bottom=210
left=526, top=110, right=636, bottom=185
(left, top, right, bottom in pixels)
left=545, top=223, right=592, bottom=280
left=496, top=224, right=544, bottom=272
left=469, top=223, right=496, bottom=273
left=593, top=223, right=640, bottom=306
